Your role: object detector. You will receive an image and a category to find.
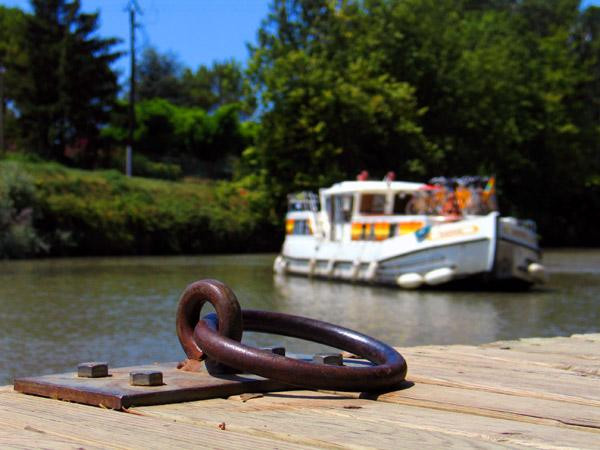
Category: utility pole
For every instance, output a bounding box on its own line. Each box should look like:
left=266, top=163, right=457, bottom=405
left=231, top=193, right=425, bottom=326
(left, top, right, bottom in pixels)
left=126, top=0, right=142, bottom=177
left=0, top=65, right=5, bottom=154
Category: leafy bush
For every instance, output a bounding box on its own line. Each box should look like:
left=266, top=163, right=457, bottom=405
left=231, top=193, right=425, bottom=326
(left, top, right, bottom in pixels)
left=102, top=99, right=255, bottom=166
left=6, top=159, right=277, bottom=256
left=0, top=161, right=46, bottom=258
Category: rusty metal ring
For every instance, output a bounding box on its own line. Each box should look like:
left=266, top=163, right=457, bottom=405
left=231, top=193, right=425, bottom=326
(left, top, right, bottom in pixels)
left=176, top=279, right=243, bottom=360
left=194, top=310, right=407, bottom=392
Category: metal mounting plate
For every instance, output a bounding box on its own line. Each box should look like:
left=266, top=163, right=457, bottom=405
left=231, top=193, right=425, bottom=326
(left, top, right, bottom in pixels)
left=14, top=362, right=291, bottom=410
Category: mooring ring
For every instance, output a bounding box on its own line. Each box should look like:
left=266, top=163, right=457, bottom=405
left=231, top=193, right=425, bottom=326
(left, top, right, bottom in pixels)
left=176, top=279, right=243, bottom=360
left=194, top=310, right=407, bottom=392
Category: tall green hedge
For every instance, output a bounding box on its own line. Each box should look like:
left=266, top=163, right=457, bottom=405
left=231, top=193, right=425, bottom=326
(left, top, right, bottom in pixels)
left=0, top=158, right=279, bottom=257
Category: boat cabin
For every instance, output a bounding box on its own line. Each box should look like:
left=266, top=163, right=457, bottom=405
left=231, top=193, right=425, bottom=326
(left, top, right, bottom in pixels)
left=318, top=181, right=425, bottom=242
left=286, top=177, right=499, bottom=243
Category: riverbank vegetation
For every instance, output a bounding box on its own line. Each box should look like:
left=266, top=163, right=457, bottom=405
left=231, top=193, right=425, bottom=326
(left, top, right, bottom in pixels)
left=0, top=157, right=277, bottom=257
left=0, top=0, right=599, bottom=257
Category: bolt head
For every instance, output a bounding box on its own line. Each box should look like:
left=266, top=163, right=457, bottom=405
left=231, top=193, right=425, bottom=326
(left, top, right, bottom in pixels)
left=77, top=362, right=109, bottom=378
left=129, top=370, right=163, bottom=386
left=261, top=346, right=286, bottom=356
left=313, top=353, right=343, bottom=366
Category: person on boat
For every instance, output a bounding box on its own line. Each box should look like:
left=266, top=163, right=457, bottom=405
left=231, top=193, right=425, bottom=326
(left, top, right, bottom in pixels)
left=441, top=187, right=462, bottom=219
left=455, top=182, right=471, bottom=213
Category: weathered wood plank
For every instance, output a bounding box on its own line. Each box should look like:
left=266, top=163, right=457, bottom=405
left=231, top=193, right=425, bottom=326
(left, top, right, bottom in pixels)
left=135, top=392, right=509, bottom=449
left=376, top=381, right=600, bottom=430
left=135, top=391, right=600, bottom=449
left=0, top=421, right=107, bottom=450
left=2, top=333, right=600, bottom=449
left=0, top=390, right=311, bottom=449
left=570, top=334, right=600, bottom=342
left=395, top=347, right=600, bottom=405
left=415, top=344, right=600, bottom=376
left=483, top=335, right=600, bottom=359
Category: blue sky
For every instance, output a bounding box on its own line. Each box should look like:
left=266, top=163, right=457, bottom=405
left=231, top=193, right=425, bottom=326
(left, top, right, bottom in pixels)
left=1, top=0, right=271, bottom=79
left=2, top=0, right=599, bottom=80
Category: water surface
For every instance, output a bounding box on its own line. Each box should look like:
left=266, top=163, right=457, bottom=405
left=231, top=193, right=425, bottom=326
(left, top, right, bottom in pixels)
left=1, top=250, right=598, bottom=385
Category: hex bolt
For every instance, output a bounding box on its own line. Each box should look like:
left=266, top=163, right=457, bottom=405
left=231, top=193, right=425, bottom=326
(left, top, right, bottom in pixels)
left=77, top=362, right=109, bottom=378
left=261, top=346, right=286, bottom=356
left=313, top=353, right=344, bottom=366
left=129, top=370, right=163, bottom=386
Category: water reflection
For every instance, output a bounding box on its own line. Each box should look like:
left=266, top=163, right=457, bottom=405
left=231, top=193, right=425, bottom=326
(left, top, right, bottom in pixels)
left=0, top=251, right=598, bottom=385
left=272, top=275, right=502, bottom=345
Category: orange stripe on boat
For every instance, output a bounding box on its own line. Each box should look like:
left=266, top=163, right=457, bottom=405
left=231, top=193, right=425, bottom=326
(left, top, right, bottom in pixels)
left=286, top=219, right=294, bottom=234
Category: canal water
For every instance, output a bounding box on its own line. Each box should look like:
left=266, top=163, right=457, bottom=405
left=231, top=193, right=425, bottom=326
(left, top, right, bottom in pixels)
left=1, top=250, right=598, bottom=385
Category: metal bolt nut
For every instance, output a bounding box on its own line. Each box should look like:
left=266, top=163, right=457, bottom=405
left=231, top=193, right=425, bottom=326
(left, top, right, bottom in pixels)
left=261, top=346, right=286, bottom=356
left=77, top=362, right=109, bottom=378
left=313, top=353, right=343, bottom=366
left=129, top=370, right=163, bottom=386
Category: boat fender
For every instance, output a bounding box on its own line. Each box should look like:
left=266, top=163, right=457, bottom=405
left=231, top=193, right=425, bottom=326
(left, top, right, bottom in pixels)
left=308, top=259, right=317, bottom=277
left=424, top=267, right=455, bottom=285
left=528, top=263, right=547, bottom=282
left=396, top=273, right=423, bottom=289
left=326, top=259, right=336, bottom=277
left=351, top=260, right=361, bottom=281
left=273, top=255, right=287, bottom=275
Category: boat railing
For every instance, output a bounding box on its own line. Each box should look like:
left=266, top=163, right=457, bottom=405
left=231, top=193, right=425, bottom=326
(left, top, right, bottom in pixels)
left=287, top=192, right=320, bottom=213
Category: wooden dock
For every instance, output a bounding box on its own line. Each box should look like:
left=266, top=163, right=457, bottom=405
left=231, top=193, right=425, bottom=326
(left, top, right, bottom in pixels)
left=2, top=333, right=599, bottom=449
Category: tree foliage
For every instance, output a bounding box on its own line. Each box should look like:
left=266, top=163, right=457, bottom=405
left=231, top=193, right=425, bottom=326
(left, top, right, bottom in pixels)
left=0, top=6, right=28, bottom=149
left=245, top=0, right=600, bottom=244
left=2, top=0, right=600, bottom=248
left=137, top=47, right=184, bottom=105
left=103, top=99, right=256, bottom=167
left=13, top=0, right=120, bottom=163
left=246, top=0, right=439, bottom=202
left=137, top=47, right=254, bottom=114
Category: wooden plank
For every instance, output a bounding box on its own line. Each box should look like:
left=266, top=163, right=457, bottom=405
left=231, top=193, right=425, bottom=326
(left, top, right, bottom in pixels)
left=376, top=381, right=600, bottom=430
left=416, top=344, right=600, bottom=377
left=134, top=390, right=600, bottom=449
left=0, top=390, right=311, bottom=449
left=0, top=421, right=107, bottom=450
left=3, top=334, right=599, bottom=449
left=135, top=393, right=509, bottom=449
left=570, top=334, right=600, bottom=342
left=395, top=347, right=600, bottom=405
left=483, top=334, right=600, bottom=358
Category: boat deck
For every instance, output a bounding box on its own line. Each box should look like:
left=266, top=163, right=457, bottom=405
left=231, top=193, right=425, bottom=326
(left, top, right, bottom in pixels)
left=2, top=333, right=599, bottom=449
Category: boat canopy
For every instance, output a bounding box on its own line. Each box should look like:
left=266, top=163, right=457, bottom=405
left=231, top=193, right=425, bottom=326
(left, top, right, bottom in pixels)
left=320, top=181, right=424, bottom=196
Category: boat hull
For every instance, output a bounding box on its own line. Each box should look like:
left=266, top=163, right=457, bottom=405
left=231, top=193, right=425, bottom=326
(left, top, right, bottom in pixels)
left=274, top=214, right=544, bottom=289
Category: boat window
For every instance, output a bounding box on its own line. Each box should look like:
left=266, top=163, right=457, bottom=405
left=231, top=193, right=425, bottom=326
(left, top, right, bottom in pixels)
left=292, top=220, right=312, bottom=235
left=359, top=194, right=386, bottom=215
left=333, top=195, right=353, bottom=223
left=393, top=193, right=412, bottom=214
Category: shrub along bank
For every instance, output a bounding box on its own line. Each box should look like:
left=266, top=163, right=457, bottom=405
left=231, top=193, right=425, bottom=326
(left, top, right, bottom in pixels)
left=0, top=158, right=279, bottom=258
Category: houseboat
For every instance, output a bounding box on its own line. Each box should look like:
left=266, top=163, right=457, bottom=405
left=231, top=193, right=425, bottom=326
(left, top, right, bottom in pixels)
left=273, top=174, right=546, bottom=289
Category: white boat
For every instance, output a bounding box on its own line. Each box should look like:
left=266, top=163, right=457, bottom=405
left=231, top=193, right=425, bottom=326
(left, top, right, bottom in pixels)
left=273, top=175, right=546, bottom=289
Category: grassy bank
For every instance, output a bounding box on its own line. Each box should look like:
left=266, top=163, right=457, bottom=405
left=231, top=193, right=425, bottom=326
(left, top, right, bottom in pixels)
left=0, top=157, right=280, bottom=258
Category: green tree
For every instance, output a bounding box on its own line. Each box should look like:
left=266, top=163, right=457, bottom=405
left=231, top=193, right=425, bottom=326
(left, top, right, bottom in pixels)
left=137, top=47, right=184, bottom=104
left=103, top=99, right=255, bottom=173
left=246, top=0, right=435, bottom=202
left=0, top=6, right=28, bottom=150
left=180, top=59, right=254, bottom=113
left=15, top=0, right=120, bottom=163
